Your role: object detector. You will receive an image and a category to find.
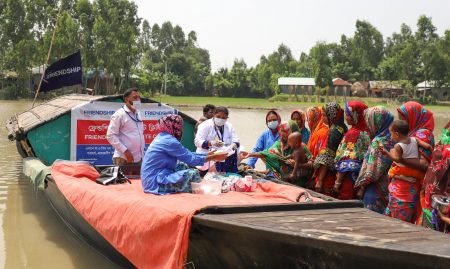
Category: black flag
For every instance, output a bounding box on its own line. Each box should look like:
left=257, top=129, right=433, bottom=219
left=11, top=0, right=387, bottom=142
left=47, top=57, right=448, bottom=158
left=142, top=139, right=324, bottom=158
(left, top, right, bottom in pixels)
left=40, top=51, right=82, bottom=92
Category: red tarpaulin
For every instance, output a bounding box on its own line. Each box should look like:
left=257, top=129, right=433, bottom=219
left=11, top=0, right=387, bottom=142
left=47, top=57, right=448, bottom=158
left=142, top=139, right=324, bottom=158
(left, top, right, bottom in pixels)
left=51, top=161, right=321, bottom=269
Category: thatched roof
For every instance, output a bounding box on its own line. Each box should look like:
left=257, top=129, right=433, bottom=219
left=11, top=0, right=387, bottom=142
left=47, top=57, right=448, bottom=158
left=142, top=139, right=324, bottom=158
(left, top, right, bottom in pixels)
left=6, top=94, right=113, bottom=141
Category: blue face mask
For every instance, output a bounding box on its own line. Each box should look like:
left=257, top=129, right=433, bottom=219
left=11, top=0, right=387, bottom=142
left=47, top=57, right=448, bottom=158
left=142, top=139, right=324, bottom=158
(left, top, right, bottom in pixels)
left=267, top=121, right=279, bottom=130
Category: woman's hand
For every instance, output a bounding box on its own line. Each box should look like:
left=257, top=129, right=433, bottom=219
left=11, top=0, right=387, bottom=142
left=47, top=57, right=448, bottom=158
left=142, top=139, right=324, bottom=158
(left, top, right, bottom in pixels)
left=206, top=152, right=228, bottom=162
left=240, top=151, right=250, bottom=159
left=268, top=148, right=280, bottom=155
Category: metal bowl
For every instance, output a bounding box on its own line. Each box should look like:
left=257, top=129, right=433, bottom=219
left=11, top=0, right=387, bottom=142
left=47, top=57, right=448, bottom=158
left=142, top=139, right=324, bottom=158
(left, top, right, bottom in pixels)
left=431, top=195, right=450, bottom=214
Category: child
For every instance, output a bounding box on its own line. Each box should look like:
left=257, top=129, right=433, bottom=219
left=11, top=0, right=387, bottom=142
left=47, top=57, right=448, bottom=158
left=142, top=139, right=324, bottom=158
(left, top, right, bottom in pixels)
left=285, top=132, right=312, bottom=186
left=379, top=119, right=432, bottom=223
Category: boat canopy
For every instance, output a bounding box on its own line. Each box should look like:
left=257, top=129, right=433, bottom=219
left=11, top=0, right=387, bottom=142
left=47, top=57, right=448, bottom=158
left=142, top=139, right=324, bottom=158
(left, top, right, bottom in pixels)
left=7, top=94, right=118, bottom=140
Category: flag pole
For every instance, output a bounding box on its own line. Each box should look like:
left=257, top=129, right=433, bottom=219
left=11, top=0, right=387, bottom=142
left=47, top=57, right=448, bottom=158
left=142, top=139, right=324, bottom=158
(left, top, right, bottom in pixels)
left=32, top=6, right=62, bottom=108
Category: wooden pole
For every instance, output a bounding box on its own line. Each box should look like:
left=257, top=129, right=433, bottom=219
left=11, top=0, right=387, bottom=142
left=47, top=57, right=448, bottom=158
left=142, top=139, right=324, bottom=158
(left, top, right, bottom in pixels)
left=32, top=6, right=62, bottom=108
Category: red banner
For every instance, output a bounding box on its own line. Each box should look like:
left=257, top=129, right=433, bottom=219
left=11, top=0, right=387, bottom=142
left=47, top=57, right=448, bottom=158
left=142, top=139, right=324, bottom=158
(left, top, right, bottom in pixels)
left=77, top=120, right=161, bottom=145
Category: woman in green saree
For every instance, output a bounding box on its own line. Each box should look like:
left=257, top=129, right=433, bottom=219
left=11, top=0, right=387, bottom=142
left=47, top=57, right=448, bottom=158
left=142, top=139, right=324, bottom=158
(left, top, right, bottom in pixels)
left=242, top=120, right=313, bottom=186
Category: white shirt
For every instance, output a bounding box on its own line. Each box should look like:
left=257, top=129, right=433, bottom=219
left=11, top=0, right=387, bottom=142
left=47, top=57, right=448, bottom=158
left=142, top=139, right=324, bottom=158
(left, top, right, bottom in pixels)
left=395, top=137, right=419, bottom=167
left=195, top=118, right=239, bottom=154
left=106, top=105, right=145, bottom=162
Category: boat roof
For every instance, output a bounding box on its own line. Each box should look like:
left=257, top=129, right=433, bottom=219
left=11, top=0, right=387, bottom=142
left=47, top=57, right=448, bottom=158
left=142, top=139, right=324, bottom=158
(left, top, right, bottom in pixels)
left=6, top=94, right=194, bottom=141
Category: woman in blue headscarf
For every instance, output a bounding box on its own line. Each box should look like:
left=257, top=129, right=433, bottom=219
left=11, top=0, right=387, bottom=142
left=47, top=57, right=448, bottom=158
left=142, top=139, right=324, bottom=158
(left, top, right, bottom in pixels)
left=354, top=106, right=394, bottom=214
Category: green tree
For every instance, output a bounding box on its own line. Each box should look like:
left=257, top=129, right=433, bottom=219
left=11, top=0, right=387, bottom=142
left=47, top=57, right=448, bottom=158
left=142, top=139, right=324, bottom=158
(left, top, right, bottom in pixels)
left=415, top=15, right=439, bottom=86
left=91, top=0, right=141, bottom=93
left=350, top=20, right=384, bottom=80
left=310, top=41, right=332, bottom=89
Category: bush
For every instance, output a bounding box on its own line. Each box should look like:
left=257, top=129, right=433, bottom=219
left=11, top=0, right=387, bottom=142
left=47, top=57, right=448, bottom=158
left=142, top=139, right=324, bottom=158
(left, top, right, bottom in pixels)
left=397, top=95, right=411, bottom=103
left=424, top=96, right=437, bottom=105
left=0, top=85, right=19, bottom=99
left=412, top=96, right=437, bottom=105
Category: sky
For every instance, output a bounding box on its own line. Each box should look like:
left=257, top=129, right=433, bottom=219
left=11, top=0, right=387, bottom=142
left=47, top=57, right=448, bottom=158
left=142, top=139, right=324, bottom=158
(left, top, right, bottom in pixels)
left=133, top=0, right=450, bottom=71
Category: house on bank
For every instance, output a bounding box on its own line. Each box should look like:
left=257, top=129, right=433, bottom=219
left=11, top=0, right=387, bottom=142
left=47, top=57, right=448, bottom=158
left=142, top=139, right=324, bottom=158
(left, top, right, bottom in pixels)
left=330, top=78, right=352, bottom=97
left=369, top=81, right=404, bottom=98
left=278, top=77, right=315, bottom=96
left=416, top=81, right=450, bottom=101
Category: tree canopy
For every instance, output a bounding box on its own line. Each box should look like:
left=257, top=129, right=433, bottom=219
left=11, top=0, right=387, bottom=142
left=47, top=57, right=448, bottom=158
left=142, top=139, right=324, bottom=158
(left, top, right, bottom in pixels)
left=0, top=1, right=448, bottom=98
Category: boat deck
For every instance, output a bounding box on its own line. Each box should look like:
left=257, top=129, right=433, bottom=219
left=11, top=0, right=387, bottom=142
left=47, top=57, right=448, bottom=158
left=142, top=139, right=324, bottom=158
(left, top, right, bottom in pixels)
left=188, top=202, right=450, bottom=269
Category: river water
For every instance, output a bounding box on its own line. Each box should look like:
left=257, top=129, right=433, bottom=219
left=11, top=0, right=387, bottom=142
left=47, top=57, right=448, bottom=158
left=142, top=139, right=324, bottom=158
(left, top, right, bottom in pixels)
left=0, top=100, right=448, bottom=269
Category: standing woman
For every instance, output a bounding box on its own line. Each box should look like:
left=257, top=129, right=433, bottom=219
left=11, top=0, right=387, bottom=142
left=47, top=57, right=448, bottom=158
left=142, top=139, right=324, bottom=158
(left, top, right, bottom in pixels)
left=333, top=101, right=371, bottom=200
left=313, top=102, right=348, bottom=196
left=195, top=106, right=240, bottom=173
left=397, top=101, right=435, bottom=224
left=141, top=115, right=227, bottom=194
left=306, top=106, right=329, bottom=158
left=354, top=106, right=394, bottom=214
left=291, top=110, right=310, bottom=144
left=246, top=110, right=281, bottom=170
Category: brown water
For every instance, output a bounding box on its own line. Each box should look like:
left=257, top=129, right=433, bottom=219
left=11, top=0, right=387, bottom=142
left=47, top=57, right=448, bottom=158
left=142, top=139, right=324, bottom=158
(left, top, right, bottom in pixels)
left=0, top=100, right=119, bottom=269
left=0, top=100, right=448, bottom=268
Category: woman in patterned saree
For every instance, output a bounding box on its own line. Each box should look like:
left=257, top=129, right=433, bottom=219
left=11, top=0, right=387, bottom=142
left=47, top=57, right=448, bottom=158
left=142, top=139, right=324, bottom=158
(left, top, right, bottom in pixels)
left=312, top=102, right=348, bottom=196
left=396, top=101, right=435, bottom=225
left=334, top=101, right=371, bottom=200
left=354, top=106, right=394, bottom=213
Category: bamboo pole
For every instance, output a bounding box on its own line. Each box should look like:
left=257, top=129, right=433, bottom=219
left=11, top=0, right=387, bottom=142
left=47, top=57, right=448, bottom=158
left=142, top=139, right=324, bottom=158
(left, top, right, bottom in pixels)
left=32, top=6, right=62, bottom=108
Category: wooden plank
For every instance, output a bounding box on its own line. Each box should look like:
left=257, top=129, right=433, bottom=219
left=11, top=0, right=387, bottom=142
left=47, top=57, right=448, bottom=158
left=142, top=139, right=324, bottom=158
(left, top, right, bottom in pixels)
left=204, top=207, right=368, bottom=221
left=248, top=218, right=417, bottom=234
left=200, top=211, right=449, bottom=244
left=229, top=211, right=374, bottom=224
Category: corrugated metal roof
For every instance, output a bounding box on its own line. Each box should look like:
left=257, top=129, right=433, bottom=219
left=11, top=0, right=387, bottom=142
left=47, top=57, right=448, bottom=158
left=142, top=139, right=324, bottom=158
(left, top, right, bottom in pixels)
left=332, top=78, right=351, bottom=86
left=278, top=77, right=315, bottom=86
left=417, top=81, right=437, bottom=88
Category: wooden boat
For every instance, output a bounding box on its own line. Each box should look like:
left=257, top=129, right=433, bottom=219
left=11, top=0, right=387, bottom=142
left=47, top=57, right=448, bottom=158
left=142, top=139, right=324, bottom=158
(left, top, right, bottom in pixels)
left=7, top=94, right=450, bottom=269
left=6, top=94, right=197, bottom=165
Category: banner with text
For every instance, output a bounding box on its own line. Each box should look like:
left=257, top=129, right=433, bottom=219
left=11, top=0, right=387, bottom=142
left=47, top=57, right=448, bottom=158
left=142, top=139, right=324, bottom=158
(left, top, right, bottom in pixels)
left=70, top=101, right=175, bottom=165
left=40, top=51, right=82, bottom=92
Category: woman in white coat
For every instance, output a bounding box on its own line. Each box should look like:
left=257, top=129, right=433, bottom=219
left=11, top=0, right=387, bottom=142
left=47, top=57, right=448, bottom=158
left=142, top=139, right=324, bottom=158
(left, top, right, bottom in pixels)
left=195, top=106, right=240, bottom=173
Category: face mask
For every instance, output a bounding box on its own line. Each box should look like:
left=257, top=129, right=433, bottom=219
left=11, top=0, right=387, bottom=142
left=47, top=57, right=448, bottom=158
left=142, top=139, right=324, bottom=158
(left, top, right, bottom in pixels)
left=214, top=118, right=226, bottom=127
left=267, top=121, right=279, bottom=130
left=132, top=100, right=141, bottom=110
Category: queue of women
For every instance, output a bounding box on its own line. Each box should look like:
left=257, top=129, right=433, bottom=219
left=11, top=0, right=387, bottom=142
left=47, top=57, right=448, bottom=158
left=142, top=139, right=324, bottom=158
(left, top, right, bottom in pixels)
left=140, top=100, right=449, bottom=230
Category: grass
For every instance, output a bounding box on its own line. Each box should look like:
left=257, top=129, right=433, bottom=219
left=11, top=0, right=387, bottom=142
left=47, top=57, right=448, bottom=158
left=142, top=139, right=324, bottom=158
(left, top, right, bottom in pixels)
left=152, top=95, right=423, bottom=110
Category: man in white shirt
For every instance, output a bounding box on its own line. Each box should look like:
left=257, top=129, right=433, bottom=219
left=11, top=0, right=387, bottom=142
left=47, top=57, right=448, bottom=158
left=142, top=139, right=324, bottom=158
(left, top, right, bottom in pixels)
left=106, top=88, right=145, bottom=165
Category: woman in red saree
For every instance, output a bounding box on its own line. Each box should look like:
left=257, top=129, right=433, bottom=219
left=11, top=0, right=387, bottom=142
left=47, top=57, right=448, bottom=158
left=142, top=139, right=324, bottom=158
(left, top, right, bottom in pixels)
left=396, top=101, right=435, bottom=224
left=334, top=101, right=370, bottom=200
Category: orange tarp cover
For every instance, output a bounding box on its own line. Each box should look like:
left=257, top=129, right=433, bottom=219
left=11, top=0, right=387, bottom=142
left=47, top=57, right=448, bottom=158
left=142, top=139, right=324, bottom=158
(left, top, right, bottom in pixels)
left=51, top=161, right=320, bottom=269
